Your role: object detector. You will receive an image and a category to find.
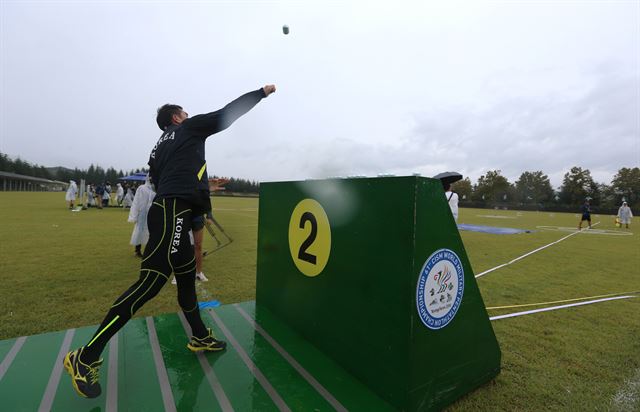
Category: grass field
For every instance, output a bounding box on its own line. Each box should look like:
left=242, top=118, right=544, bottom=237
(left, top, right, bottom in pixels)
left=1, top=191, right=638, bottom=411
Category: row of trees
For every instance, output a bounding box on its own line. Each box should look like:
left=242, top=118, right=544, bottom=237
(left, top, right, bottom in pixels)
left=452, top=167, right=640, bottom=209
left=0, top=152, right=260, bottom=194
left=0, top=153, right=52, bottom=179
left=61, top=165, right=139, bottom=186
left=2, top=153, right=636, bottom=204
left=0, top=152, right=135, bottom=183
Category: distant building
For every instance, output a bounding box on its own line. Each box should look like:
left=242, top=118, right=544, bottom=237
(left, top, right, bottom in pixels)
left=0, top=171, right=68, bottom=191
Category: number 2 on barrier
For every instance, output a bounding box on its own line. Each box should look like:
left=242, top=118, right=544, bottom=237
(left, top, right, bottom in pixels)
left=298, top=212, right=318, bottom=264
left=288, top=199, right=331, bottom=277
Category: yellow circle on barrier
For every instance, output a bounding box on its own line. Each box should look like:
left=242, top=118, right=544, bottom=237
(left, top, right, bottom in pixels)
left=288, top=199, right=331, bottom=277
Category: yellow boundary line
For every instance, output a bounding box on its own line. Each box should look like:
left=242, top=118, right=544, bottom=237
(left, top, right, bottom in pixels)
left=489, top=296, right=636, bottom=321
left=486, top=290, right=640, bottom=310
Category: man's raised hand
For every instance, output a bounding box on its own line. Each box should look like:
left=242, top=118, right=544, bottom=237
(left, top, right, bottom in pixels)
left=263, top=85, right=276, bottom=96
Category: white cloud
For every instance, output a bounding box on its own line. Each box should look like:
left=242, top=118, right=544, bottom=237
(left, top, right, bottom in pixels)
left=1, top=1, right=638, bottom=188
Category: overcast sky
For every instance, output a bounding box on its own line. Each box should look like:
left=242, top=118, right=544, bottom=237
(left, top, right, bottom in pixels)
left=1, top=0, right=638, bottom=188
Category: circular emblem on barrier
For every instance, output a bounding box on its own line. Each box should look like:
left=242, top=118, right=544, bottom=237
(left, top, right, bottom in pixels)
left=288, top=199, right=331, bottom=277
left=416, top=249, right=464, bottom=330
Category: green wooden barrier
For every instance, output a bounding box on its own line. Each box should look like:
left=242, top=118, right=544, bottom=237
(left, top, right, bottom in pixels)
left=256, top=176, right=501, bottom=411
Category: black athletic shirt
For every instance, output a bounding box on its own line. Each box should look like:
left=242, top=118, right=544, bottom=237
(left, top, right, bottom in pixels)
left=148, top=88, right=266, bottom=214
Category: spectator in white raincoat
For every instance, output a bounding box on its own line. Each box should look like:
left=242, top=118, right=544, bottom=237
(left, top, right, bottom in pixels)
left=116, top=183, right=124, bottom=206
left=123, top=184, right=134, bottom=208
left=443, top=182, right=459, bottom=222
left=86, top=184, right=95, bottom=207
left=103, top=182, right=112, bottom=207
left=65, top=180, right=78, bottom=209
left=128, top=177, right=155, bottom=258
left=617, top=201, right=633, bottom=229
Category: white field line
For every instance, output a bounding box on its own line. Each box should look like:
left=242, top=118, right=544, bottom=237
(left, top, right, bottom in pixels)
left=536, top=226, right=633, bottom=236
left=489, top=295, right=636, bottom=321
left=475, top=222, right=600, bottom=278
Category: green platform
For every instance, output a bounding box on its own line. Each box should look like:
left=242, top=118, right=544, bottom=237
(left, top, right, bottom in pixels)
left=0, top=301, right=394, bottom=411
left=257, top=177, right=501, bottom=411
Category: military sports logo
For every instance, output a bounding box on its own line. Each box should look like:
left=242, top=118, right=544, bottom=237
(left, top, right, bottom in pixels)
left=416, top=248, right=465, bottom=330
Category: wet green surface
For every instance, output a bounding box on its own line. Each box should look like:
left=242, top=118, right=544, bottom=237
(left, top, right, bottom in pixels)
left=0, top=301, right=392, bottom=411
left=237, top=301, right=396, bottom=412
left=51, top=326, right=109, bottom=412
left=118, top=317, right=166, bottom=412
left=197, top=313, right=280, bottom=412
left=0, top=337, right=18, bottom=365
left=0, top=330, right=65, bottom=411
left=155, top=313, right=226, bottom=412
left=211, top=303, right=337, bottom=411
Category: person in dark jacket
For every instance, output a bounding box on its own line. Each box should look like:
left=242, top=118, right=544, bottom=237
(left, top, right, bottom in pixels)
left=94, top=183, right=104, bottom=209
left=578, top=199, right=592, bottom=230
left=63, top=85, right=276, bottom=399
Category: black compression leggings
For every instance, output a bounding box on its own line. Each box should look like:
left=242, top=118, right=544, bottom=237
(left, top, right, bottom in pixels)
left=83, top=198, right=208, bottom=362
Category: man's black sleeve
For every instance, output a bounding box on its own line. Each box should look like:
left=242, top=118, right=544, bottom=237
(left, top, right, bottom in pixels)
left=184, top=88, right=267, bottom=138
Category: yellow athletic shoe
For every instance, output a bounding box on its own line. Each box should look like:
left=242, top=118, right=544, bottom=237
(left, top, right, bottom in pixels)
left=187, top=328, right=226, bottom=352
left=63, top=347, right=103, bottom=398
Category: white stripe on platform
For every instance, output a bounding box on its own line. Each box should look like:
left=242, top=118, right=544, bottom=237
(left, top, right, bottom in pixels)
left=38, top=328, right=75, bottom=412
left=0, top=336, right=26, bottom=382
left=207, top=309, right=291, bottom=412
left=177, top=312, right=234, bottom=412
left=476, top=222, right=600, bottom=278
left=146, top=317, right=177, bottom=412
left=234, top=304, right=348, bottom=412
left=106, top=333, right=119, bottom=412
left=489, top=295, right=636, bottom=321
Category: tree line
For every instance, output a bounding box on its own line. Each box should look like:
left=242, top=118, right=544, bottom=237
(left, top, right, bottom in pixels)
left=0, top=152, right=260, bottom=194
left=451, top=166, right=639, bottom=210
left=2, top=153, right=636, bottom=205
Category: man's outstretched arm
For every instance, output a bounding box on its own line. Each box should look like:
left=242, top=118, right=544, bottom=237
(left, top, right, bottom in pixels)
left=186, top=85, right=276, bottom=138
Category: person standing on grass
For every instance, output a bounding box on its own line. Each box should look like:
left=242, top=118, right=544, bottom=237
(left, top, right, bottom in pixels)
left=63, top=84, right=276, bottom=399
left=122, top=183, right=134, bottom=208
left=86, top=184, right=95, bottom=208
left=65, top=180, right=77, bottom=209
left=171, top=209, right=213, bottom=285
left=578, top=199, right=592, bottom=230
left=192, top=210, right=215, bottom=282
left=617, top=201, right=633, bottom=229
left=94, top=183, right=104, bottom=209
left=443, top=182, right=459, bottom=222
left=128, top=176, right=155, bottom=258
left=115, top=183, right=124, bottom=206
left=102, top=182, right=111, bottom=208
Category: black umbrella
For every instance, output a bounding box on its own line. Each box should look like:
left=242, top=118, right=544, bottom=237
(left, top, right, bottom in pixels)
left=432, top=171, right=463, bottom=185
